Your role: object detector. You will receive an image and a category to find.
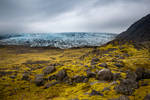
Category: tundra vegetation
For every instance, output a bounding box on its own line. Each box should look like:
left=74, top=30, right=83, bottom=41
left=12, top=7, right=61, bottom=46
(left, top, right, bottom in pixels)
left=0, top=42, right=150, bottom=100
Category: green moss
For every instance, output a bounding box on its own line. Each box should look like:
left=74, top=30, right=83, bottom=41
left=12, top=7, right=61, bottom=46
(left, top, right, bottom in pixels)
left=0, top=44, right=150, bottom=100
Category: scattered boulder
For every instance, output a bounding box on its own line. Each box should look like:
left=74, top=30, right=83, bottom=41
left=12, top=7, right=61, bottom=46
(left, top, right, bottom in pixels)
left=102, top=87, right=110, bottom=92
left=114, top=63, right=124, bottom=68
left=34, top=74, right=45, bottom=86
left=135, top=67, right=150, bottom=81
left=56, top=69, right=68, bottom=81
left=86, top=71, right=96, bottom=78
left=99, top=63, right=108, bottom=68
left=109, top=95, right=130, bottom=100
left=144, top=94, right=150, bottom=100
left=48, top=75, right=57, bottom=81
left=44, top=81, right=58, bottom=89
left=126, top=71, right=137, bottom=81
left=97, top=68, right=113, bottom=81
left=72, top=75, right=88, bottom=83
left=91, top=58, right=99, bottom=65
left=43, top=66, right=55, bottom=75
left=90, top=90, right=103, bottom=96
left=9, top=75, right=16, bottom=79
left=22, top=73, right=29, bottom=81
left=84, top=65, right=88, bottom=67
left=114, top=79, right=139, bottom=95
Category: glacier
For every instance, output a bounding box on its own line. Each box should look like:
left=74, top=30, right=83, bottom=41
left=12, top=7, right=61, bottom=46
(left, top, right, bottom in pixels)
left=0, top=32, right=117, bottom=49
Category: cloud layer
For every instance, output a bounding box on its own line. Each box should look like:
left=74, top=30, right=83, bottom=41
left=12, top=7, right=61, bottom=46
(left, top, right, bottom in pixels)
left=0, top=0, right=150, bottom=33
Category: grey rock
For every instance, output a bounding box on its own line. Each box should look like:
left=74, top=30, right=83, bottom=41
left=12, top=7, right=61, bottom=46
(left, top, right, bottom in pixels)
left=114, top=79, right=139, bottom=95
left=48, top=75, right=56, bottom=81
left=102, top=87, right=110, bottom=92
left=97, top=68, right=113, bottom=81
left=43, top=66, right=55, bottom=75
left=22, top=73, right=29, bottom=81
left=109, top=95, right=130, bottom=100
left=86, top=71, right=96, bottom=78
left=91, top=58, right=99, bottom=65
left=84, top=65, right=88, bottom=67
left=44, top=81, right=58, bottom=89
left=56, top=69, right=68, bottom=81
left=135, top=67, right=150, bottom=81
left=144, top=94, right=150, bottom=100
left=90, top=90, right=103, bottom=96
left=72, top=75, right=87, bottom=83
left=99, top=63, right=107, bottom=68
left=9, top=75, right=16, bottom=79
left=34, top=74, right=45, bottom=86
left=126, top=71, right=137, bottom=81
left=114, top=63, right=124, bottom=68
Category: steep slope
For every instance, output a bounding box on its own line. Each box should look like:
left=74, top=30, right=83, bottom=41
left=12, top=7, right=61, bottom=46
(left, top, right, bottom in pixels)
left=116, top=14, right=150, bottom=42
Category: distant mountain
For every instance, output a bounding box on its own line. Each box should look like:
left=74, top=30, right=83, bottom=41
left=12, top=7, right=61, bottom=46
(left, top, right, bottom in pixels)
left=116, top=14, right=150, bottom=42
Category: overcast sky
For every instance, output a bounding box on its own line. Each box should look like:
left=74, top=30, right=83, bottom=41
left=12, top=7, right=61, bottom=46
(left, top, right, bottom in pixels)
left=0, top=0, right=150, bottom=34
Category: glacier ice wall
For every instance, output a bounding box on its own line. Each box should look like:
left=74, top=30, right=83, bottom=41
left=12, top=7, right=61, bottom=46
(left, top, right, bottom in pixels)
left=0, top=32, right=117, bottom=49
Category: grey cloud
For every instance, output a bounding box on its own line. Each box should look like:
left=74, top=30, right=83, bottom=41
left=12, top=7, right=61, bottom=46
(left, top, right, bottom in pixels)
left=0, top=0, right=150, bottom=33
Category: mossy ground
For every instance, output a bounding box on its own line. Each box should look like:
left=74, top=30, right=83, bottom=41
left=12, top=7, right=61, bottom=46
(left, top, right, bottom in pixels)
left=0, top=44, right=150, bottom=100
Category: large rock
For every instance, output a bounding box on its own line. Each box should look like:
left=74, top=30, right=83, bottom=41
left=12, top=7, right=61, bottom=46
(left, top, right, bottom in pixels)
left=144, top=94, right=150, bottom=100
left=114, top=79, right=139, bottom=95
left=22, top=73, right=29, bottom=81
left=34, top=74, right=45, bottom=86
left=72, top=75, right=88, bottom=83
left=90, top=90, right=103, bottom=96
left=91, top=58, right=99, bottom=65
left=97, top=68, right=113, bottom=81
left=109, top=95, right=130, bottom=100
left=99, top=63, right=107, bottom=68
left=86, top=71, right=96, bottom=78
left=43, top=66, right=55, bottom=75
left=44, top=81, right=58, bottom=89
left=126, top=71, right=137, bottom=81
left=135, top=67, right=150, bottom=81
left=56, top=69, right=68, bottom=81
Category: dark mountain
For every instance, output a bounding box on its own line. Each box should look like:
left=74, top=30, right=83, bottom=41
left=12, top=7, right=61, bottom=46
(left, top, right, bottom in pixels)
left=116, top=14, right=150, bottom=42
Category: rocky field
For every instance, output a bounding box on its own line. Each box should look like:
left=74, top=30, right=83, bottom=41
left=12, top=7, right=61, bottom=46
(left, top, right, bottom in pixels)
left=0, top=42, right=150, bottom=100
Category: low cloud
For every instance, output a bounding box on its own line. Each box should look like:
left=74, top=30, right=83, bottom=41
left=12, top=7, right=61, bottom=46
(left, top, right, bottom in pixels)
left=0, top=0, right=150, bottom=34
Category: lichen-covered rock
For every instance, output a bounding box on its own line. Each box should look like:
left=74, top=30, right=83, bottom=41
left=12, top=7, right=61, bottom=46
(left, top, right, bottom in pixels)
left=97, top=68, right=113, bottom=81
left=56, top=69, right=68, bottom=81
left=126, top=71, right=137, bottom=81
left=43, top=66, right=55, bottom=75
left=90, top=90, right=103, bottom=96
left=34, top=74, right=45, bottom=86
left=72, top=75, right=88, bottom=83
left=135, top=67, right=150, bottom=81
left=44, top=81, right=58, bottom=89
left=86, top=71, right=96, bottom=78
left=48, top=75, right=57, bottom=81
left=109, top=95, right=130, bottom=100
left=114, top=79, right=139, bottom=95
left=114, top=63, right=124, bottom=68
left=22, top=73, right=29, bottom=81
left=9, top=75, right=16, bottom=79
left=99, top=63, right=107, bottom=68
left=144, top=94, right=150, bottom=100
left=91, top=58, right=99, bottom=65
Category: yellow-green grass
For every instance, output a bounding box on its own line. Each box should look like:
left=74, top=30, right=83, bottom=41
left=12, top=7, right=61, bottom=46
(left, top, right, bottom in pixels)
left=0, top=43, right=150, bottom=100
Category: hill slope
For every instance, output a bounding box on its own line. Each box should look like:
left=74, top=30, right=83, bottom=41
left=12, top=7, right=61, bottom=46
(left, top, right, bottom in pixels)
left=116, top=14, right=150, bottom=42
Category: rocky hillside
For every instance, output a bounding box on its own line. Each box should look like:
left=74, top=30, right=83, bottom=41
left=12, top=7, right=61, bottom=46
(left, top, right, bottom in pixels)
left=116, top=14, right=150, bottom=42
